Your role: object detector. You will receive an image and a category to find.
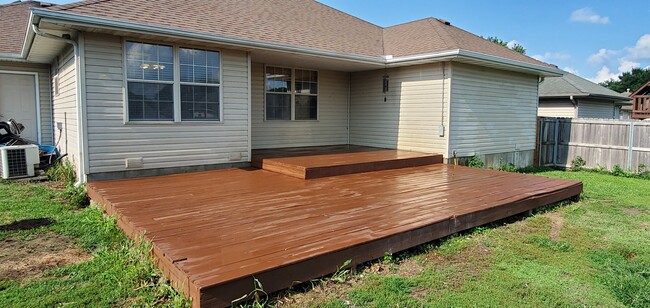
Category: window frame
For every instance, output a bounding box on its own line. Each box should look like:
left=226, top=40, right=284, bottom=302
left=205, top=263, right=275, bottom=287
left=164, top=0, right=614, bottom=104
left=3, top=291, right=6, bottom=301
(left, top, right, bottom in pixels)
left=264, top=65, right=319, bottom=122
left=122, top=39, right=223, bottom=124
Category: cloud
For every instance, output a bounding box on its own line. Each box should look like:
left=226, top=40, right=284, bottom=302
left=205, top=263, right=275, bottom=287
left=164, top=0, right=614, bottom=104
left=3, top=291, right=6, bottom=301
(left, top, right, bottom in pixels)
left=627, top=34, right=650, bottom=60
left=618, top=59, right=640, bottom=72
left=588, top=66, right=618, bottom=83
left=570, top=7, right=610, bottom=24
left=588, top=48, right=617, bottom=64
left=531, top=52, right=571, bottom=62
left=563, top=67, right=579, bottom=75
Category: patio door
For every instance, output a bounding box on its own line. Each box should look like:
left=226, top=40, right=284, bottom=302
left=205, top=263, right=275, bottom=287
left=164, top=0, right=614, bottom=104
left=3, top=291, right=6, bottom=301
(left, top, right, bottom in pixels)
left=0, top=72, right=39, bottom=142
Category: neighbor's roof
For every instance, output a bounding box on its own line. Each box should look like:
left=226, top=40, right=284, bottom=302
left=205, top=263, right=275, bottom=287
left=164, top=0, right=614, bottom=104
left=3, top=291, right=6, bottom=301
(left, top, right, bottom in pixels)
left=0, top=1, right=51, bottom=54
left=539, top=71, right=632, bottom=102
left=630, top=80, right=650, bottom=96
left=41, top=0, right=553, bottom=68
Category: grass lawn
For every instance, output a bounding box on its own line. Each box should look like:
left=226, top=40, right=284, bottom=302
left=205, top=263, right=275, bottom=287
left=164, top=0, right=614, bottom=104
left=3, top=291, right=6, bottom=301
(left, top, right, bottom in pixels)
left=1, top=171, right=648, bottom=307
left=0, top=181, right=190, bottom=307
left=277, top=171, right=650, bottom=307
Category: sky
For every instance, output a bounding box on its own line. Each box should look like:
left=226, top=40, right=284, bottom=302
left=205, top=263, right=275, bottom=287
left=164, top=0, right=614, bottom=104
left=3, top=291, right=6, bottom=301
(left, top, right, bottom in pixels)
left=3, top=0, right=649, bottom=84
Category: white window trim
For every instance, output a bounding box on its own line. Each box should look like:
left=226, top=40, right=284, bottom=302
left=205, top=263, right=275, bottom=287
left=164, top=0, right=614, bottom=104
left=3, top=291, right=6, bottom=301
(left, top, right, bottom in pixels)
left=122, top=39, right=224, bottom=124
left=263, top=65, right=319, bottom=122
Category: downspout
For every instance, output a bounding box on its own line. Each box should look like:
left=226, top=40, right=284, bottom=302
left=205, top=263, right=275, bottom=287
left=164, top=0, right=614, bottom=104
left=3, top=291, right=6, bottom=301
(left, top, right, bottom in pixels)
left=347, top=72, right=351, bottom=145
left=569, top=95, right=578, bottom=118
left=32, top=24, right=86, bottom=186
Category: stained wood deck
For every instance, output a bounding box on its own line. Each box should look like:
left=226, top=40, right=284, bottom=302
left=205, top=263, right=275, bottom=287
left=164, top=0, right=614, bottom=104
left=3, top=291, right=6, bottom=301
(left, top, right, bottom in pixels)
left=87, top=155, right=582, bottom=307
left=252, top=145, right=443, bottom=179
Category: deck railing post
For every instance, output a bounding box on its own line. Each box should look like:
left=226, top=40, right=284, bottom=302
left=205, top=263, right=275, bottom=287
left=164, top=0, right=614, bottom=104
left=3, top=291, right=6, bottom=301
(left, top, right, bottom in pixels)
left=553, top=118, right=559, bottom=167
left=627, top=121, right=635, bottom=170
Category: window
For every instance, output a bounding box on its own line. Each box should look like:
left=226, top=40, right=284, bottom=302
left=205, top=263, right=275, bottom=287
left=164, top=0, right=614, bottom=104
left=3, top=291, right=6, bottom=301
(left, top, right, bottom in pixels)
left=180, top=48, right=220, bottom=121
left=265, top=66, right=318, bottom=121
left=125, top=41, right=221, bottom=122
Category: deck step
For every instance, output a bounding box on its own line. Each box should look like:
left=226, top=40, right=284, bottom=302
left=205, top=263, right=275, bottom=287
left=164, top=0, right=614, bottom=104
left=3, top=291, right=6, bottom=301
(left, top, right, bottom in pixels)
left=252, top=146, right=443, bottom=179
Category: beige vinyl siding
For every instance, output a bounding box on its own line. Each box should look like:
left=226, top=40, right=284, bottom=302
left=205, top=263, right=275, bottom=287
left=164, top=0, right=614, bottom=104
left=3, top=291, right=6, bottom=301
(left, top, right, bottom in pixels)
left=251, top=63, right=348, bottom=149
left=349, top=62, right=450, bottom=154
left=538, top=99, right=576, bottom=118
left=0, top=61, right=52, bottom=144
left=51, top=47, right=79, bottom=169
left=577, top=100, right=616, bottom=119
left=84, top=33, right=250, bottom=174
left=448, top=62, right=538, bottom=157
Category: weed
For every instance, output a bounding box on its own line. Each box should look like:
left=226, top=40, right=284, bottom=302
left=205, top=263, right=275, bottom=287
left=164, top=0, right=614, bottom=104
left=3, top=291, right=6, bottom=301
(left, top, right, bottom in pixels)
left=45, top=160, right=76, bottom=183
left=524, top=235, right=573, bottom=252
left=571, top=156, right=586, bottom=171
left=331, top=259, right=352, bottom=283
left=63, top=183, right=90, bottom=208
left=498, top=163, right=517, bottom=172
left=467, top=155, right=484, bottom=168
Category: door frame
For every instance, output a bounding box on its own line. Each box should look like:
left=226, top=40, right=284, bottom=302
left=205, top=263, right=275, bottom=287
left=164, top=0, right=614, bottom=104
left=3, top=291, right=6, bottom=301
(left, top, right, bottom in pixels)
left=0, top=70, right=41, bottom=143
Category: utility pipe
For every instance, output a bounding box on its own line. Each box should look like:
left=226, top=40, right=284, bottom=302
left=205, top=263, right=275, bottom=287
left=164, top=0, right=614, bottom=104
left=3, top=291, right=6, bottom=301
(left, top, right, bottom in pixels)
left=32, top=24, right=86, bottom=186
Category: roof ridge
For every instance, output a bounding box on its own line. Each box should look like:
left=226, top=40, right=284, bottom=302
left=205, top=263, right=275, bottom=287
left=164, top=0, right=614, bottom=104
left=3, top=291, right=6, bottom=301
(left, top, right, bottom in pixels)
left=562, top=72, right=589, bottom=94
left=1, top=1, right=39, bottom=8
left=50, top=0, right=112, bottom=11
left=312, top=0, right=382, bottom=29
left=424, top=17, right=457, bottom=49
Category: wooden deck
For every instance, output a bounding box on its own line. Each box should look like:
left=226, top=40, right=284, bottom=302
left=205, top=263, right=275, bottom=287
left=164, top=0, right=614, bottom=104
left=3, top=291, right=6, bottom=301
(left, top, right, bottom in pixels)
left=252, top=145, right=443, bottom=179
left=87, top=151, right=582, bottom=307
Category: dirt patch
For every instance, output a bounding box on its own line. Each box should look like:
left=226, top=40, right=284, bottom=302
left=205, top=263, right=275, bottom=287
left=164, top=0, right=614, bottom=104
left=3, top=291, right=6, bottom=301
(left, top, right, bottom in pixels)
left=622, top=208, right=643, bottom=215
left=548, top=212, right=564, bottom=241
left=0, top=232, right=92, bottom=281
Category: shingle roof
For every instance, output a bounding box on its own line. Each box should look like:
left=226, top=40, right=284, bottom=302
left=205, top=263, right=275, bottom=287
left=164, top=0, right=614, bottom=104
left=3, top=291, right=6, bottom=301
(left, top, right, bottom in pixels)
left=384, top=18, right=551, bottom=67
left=42, top=0, right=552, bottom=68
left=0, top=1, right=46, bottom=54
left=539, top=71, right=631, bottom=101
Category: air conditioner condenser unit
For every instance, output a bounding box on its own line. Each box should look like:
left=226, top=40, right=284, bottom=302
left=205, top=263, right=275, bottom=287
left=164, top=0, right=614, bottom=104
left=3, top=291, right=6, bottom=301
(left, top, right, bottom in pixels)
left=0, top=145, right=40, bottom=179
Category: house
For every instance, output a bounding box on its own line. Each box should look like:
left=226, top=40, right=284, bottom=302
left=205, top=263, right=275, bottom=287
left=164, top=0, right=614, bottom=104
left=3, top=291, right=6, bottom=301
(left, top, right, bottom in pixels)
left=629, top=80, right=650, bottom=120
left=1, top=0, right=562, bottom=182
left=620, top=90, right=633, bottom=119
left=538, top=70, right=631, bottom=119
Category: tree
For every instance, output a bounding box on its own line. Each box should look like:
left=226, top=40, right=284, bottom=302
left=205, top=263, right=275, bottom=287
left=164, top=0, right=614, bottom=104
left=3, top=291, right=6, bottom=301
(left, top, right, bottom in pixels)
left=600, top=68, right=650, bottom=93
left=484, top=36, right=526, bottom=55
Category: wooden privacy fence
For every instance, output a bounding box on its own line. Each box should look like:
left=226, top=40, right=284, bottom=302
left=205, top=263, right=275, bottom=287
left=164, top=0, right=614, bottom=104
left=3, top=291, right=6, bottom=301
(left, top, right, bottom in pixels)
left=537, top=117, right=650, bottom=170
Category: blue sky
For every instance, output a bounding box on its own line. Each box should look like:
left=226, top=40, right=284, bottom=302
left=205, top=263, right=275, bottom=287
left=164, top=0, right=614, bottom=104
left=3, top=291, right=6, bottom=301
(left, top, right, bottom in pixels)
left=5, top=0, right=649, bottom=84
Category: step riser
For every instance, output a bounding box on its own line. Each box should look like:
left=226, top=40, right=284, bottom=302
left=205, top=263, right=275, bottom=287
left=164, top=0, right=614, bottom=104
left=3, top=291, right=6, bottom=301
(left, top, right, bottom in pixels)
left=259, top=155, right=443, bottom=179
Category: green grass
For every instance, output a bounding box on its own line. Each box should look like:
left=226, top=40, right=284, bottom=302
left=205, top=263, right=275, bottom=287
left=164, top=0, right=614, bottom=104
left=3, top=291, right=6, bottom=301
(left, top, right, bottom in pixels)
left=0, top=181, right=190, bottom=307
left=281, top=171, right=650, bottom=307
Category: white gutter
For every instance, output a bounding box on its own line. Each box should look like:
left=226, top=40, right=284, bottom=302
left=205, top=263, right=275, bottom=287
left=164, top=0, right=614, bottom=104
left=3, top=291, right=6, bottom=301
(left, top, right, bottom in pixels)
left=28, top=8, right=562, bottom=77
left=31, top=23, right=87, bottom=186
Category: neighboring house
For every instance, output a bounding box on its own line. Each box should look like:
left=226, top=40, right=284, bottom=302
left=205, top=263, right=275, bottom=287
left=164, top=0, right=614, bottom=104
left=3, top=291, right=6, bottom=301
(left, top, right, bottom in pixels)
left=538, top=70, right=631, bottom=119
left=620, top=90, right=633, bottom=120
left=1, top=0, right=562, bottom=182
left=0, top=1, right=54, bottom=144
left=629, top=80, right=650, bottom=120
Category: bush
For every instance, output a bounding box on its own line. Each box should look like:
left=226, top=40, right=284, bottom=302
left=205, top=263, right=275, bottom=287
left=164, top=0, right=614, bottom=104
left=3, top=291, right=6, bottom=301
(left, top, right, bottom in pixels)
left=612, top=165, right=628, bottom=177
left=571, top=156, right=586, bottom=171
left=467, top=155, right=484, bottom=168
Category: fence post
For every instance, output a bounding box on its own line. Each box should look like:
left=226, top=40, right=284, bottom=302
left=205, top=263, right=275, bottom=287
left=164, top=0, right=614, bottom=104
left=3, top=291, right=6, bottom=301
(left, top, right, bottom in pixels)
left=627, top=121, right=635, bottom=170
left=553, top=118, right=559, bottom=167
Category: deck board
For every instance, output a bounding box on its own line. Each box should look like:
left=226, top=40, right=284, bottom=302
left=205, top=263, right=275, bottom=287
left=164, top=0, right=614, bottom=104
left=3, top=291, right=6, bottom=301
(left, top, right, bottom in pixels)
left=88, top=162, right=581, bottom=307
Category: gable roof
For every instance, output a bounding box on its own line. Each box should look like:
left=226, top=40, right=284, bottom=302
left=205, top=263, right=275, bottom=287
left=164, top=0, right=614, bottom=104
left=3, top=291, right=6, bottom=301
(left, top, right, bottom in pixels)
left=34, top=0, right=553, bottom=71
left=0, top=1, right=50, bottom=55
left=630, top=80, right=650, bottom=96
left=539, top=71, right=631, bottom=102
left=383, top=18, right=549, bottom=67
